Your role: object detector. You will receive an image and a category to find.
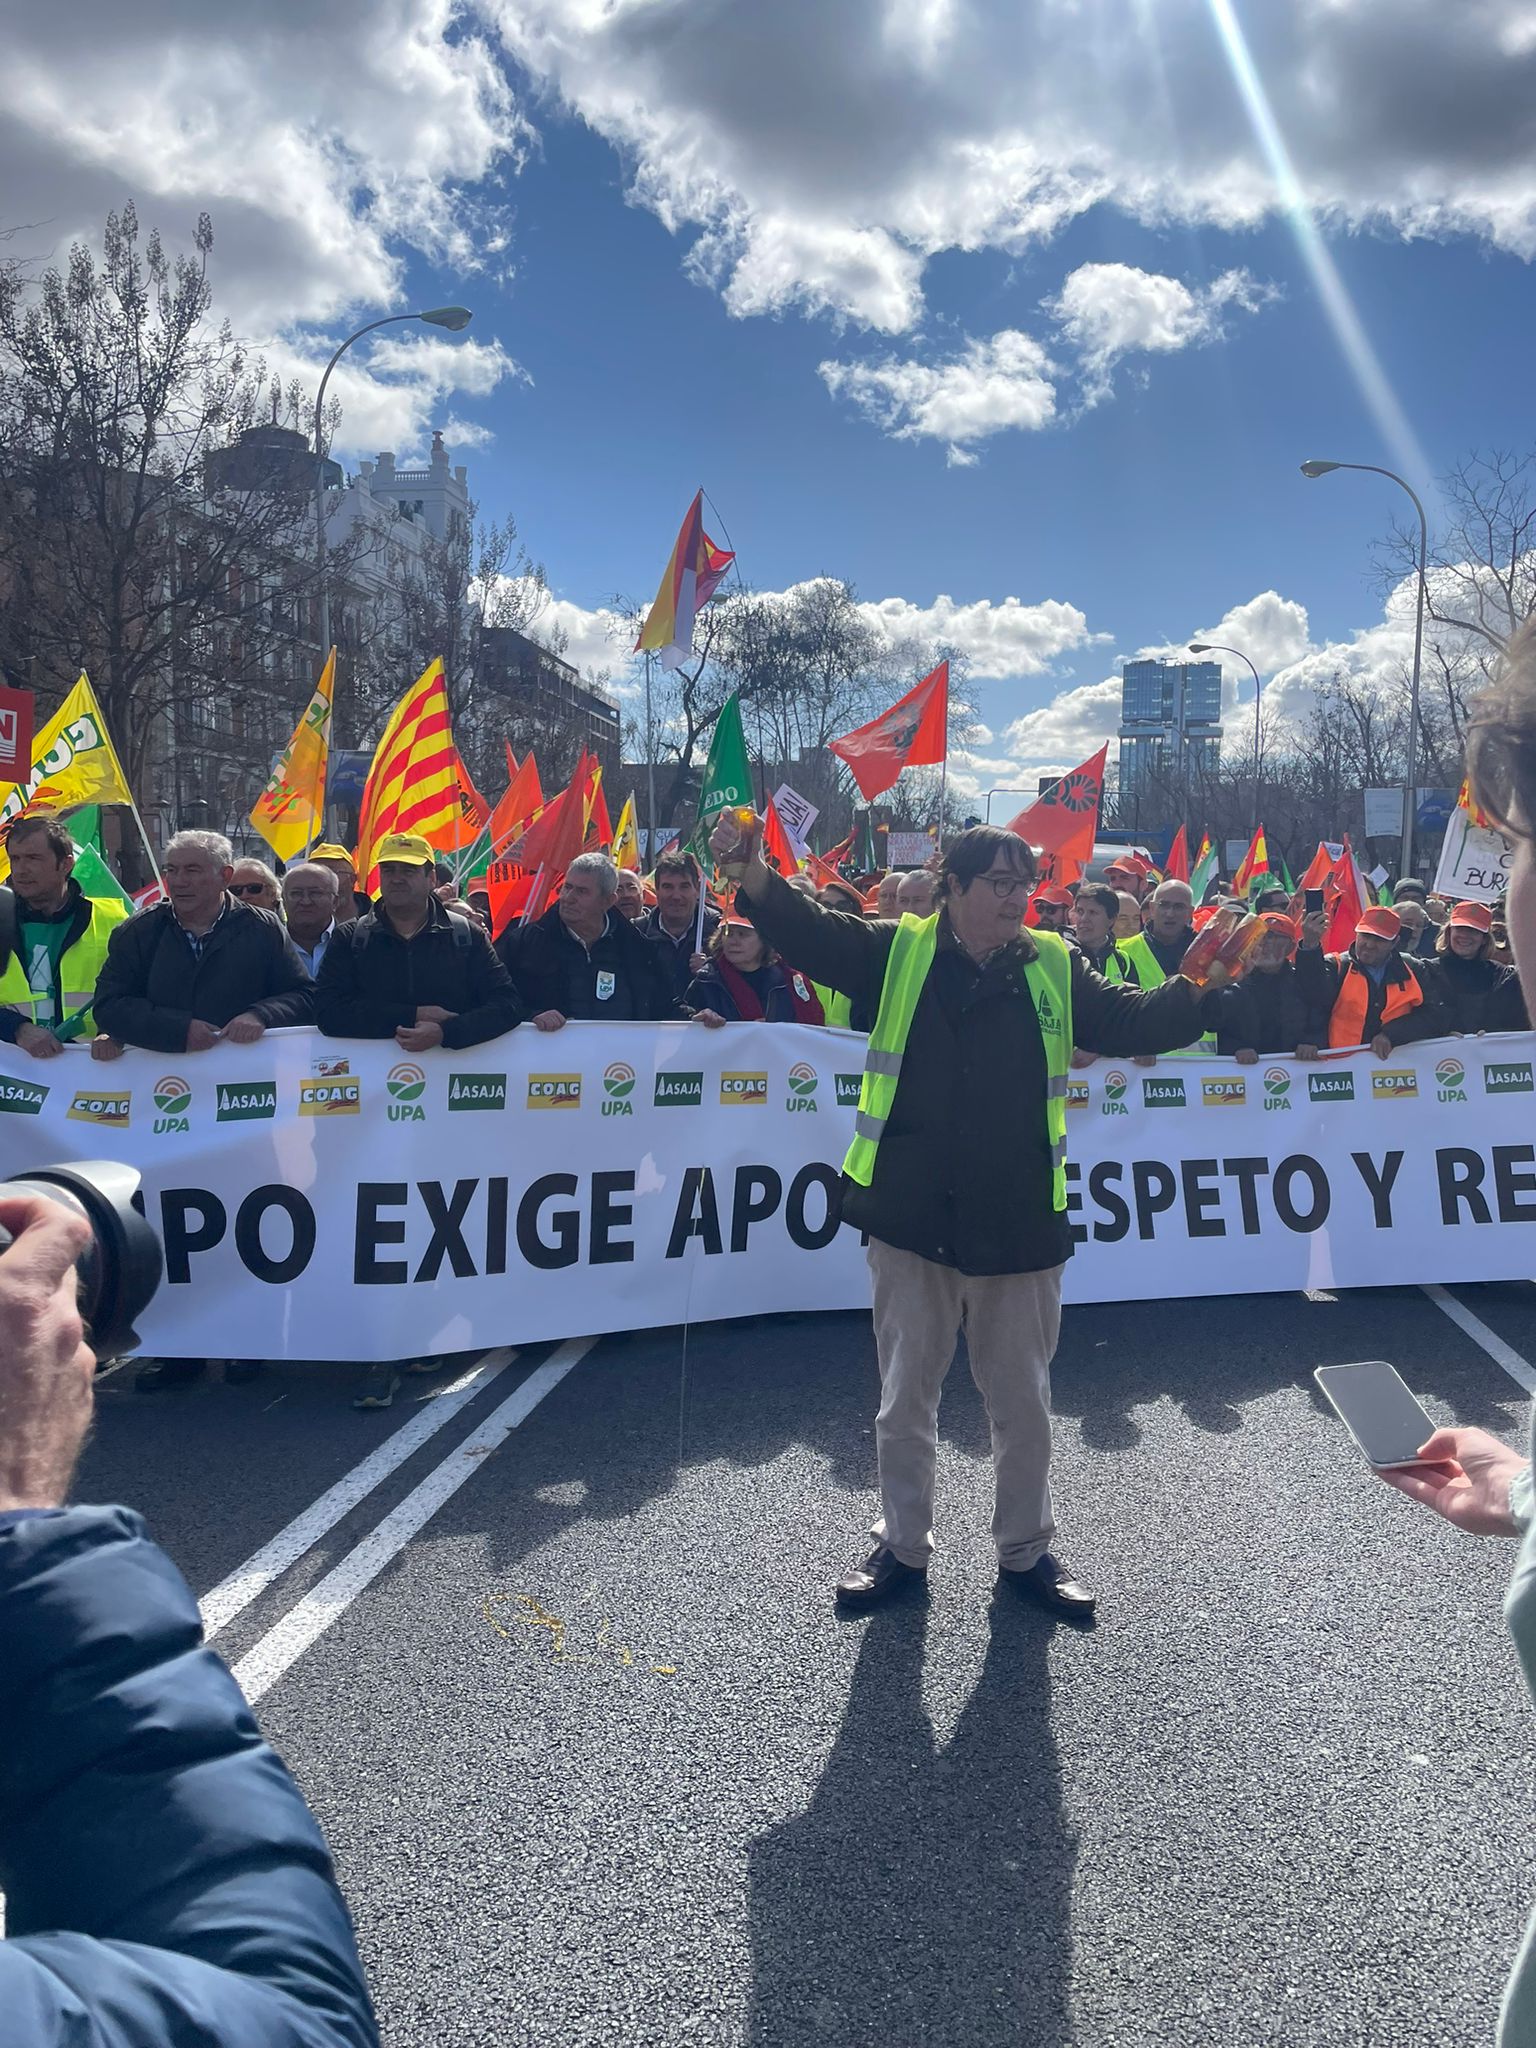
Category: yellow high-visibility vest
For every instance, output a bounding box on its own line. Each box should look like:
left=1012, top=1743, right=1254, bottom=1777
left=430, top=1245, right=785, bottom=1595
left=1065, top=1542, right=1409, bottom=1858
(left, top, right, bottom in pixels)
left=0, top=895, right=127, bottom=1039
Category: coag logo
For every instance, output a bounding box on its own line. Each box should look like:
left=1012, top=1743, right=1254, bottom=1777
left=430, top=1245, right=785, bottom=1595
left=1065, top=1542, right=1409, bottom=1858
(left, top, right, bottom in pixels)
left=1143, top=1075, right=1186, bottom=1108
left=721, top=1071, right=768, bottom=1105
left=217, top=1081, right=276, bottom=1122
left=786, top=1061, right=818, bottom=1113
left=447, top=1073, right=506, bottom=1112
left=654, top=1071, right=702, bottom=1108
left=1485, top=1061, right=1534, bottom=1096
left=1201, top=1076, right=1246, bottom=1107
left=602, top=1061, right=636, bottom=1117
left=528, top=1074, right=581, bottom=1109
left=1308, top=1071, right=1355, bottom=1103
left=67, top=1089, right=131, bottom=1127
left=299, top=1076, right=361, bottom=1116
left=1371, top=1069, right=1419, bottom=1100
left=1066, top=1078, right=1090, bottom=1110
left=835, top=1073, right=862, bottom=1108
left=1435, top=1056, right=1467, bottom=1104
left=152, top=1074, right=191, bottom=1134
left=387, top=1061, right=426, bottom=1122
left=312, top=1055, right=351, bottom=1078
left=0, top=1076, right=48, bottom=1116
left=1102, top=1069, right=1129, bottom=1117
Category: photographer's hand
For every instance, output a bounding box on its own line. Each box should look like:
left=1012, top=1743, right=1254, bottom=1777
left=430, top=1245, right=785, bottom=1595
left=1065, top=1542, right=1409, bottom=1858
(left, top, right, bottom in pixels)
left=0, top=1192, right=96, bottom=1511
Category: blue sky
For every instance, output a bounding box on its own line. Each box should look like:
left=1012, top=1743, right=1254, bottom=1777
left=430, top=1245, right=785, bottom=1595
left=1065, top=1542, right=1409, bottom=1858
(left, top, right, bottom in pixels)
left=9, top=0, right=1536, bottom=792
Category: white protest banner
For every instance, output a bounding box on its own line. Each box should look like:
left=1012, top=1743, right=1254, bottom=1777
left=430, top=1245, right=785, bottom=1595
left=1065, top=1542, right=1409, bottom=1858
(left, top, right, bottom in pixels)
left=1434, top=807, right=1513, bottom=903
left=769, top=783, right=818, bottom=848
left=887, top=831, right=936, bottom=868
left=1364, top=787, right=1405, bottom=839
left=3, top=1029, right=1535, bottom=1358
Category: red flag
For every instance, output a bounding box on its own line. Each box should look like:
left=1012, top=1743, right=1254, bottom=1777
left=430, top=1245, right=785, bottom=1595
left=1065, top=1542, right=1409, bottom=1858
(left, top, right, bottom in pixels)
left=1298, top=841, right=1338, bottom=893
left=485, top=858, right=535, bottom=940
left=828, top=661, right=949, bottom=802
left=505, top=739, right=519, bottom=785
left=802, top=848, right=856, bottom=897
left=762, top=796, right=803, bottom=875
left=820, top=827, right=855, bottom=873
left=1324, top=837, right=1365, bottom=953
left=1164, top=826, right=1189, bottom=882
left=487, top=751, right=544, bottom=862
left=1003, top=744, right=1107, bottom=888
left=512, top=752, right=596, bottom=920
left=584, top=776, right=613, bottom=851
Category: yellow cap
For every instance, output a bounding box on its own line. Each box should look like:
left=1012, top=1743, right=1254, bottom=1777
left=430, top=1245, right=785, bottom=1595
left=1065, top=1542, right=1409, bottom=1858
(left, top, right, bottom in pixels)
left=309, top=842, right=355, bottom=864
left=375, top=832, right=436, bottom=869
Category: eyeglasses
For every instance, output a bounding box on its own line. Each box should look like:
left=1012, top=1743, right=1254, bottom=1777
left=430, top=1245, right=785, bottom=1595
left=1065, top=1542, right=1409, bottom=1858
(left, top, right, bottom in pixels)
left=974, top=872, right=1033, bottom=899
left=230, top=881, right=272, bottom=897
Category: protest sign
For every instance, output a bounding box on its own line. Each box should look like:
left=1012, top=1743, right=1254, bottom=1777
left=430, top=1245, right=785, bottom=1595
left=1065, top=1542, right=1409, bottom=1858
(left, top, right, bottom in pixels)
left=1434, top=808, right=1513, bottom=902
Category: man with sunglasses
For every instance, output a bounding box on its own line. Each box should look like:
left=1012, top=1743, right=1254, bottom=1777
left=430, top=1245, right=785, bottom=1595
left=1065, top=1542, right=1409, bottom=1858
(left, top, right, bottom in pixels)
left=712, top=818, right=1208, bottom=1621
left=229, top=857, right=282, bottom=913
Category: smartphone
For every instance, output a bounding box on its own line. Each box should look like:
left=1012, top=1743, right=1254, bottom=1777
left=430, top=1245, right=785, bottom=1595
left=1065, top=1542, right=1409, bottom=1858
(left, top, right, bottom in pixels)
left=1304, top=887, right=1325, bottom=914
left=1314, top=1361, right=1435, bottom=1468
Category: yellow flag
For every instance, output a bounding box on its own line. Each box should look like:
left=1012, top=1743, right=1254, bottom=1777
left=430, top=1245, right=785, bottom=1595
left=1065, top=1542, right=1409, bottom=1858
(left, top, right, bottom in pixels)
left=612, top=793, right=640, bottom=871
left=249, top=649, right=335, bottom=862
left=0, top=674, right=134, bottom=830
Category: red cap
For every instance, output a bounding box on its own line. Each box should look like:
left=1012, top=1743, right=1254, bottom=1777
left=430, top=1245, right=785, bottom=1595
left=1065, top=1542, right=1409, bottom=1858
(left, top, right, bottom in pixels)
left=1449, top=900, right=1493, bottom=933
left=1260, top=911, right=1300, bottom=944
left=1356, top=906, right=1401, bottom=940
left=721, top=912, right=756, bottom=931
left=1036, top=884, right=1074, bottom=906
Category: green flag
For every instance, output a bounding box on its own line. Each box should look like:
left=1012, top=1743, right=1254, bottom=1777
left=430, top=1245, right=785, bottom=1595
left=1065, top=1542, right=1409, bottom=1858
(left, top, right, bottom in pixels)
left=1190, top=836, right=1219, bottom=904
left=1278, top=856, right=1297, bottom=894
left=690, top=692, right=754, bottom=862
left=67, top=805, right=133, bottom=906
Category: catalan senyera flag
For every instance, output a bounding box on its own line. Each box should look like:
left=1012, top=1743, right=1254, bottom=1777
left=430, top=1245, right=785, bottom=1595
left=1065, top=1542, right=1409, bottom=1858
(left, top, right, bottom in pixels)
left=635, top=491, right=736, bottom=672
left=1232, top=823, right=1270, bottom=897
left=355, top=659, right=461, bottom=891
left=828, top=661, right=949, bottom=802
left=249, top=649, right=335, bottom=863
left=612, top=793, right=640, bottom=872
left=0, top=673, right=133, bottom=832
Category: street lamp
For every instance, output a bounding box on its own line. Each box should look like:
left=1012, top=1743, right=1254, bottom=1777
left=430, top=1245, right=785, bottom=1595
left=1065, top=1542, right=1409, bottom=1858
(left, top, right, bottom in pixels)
left=312, top=306, right=474, bottom=653
left=1189, top=640, right=1262, bottom=832
left=1300, top=457, right=1429, bottom=878
left=984, top=786, right=1034, bottom=822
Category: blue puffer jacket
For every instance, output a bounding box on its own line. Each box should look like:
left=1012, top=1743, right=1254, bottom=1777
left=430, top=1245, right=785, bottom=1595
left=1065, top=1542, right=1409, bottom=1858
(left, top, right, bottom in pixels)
left=0, top=1506, right=378, bottom=2048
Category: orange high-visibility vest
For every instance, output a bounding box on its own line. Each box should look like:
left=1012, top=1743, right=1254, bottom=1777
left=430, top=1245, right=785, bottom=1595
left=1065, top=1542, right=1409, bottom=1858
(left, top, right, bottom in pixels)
left=1327, top=958, right=1423, bottom=1048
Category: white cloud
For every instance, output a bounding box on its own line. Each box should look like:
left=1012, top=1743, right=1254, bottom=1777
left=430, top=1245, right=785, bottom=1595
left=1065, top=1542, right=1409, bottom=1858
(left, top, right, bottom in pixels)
left=819, top=331, right=1056, bottom=462
left=852, top=588, right=1095, bottom=677
left=1047, top=264, right=1279, bottom=403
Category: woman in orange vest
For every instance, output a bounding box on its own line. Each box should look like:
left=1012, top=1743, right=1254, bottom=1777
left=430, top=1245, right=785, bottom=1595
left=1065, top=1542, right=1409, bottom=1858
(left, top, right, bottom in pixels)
left=1293, top=903, right=1441, bottom=1056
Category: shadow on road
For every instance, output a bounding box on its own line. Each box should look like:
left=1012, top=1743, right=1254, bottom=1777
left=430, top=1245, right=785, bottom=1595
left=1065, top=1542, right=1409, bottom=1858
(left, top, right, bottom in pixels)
left=746, top=1596, right=1073, bottom=2048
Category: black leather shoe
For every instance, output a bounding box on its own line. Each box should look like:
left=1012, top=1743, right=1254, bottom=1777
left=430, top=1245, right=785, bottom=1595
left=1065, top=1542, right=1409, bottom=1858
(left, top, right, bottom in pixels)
left=834, top=1545, right=927, bottom=1612
left=997, top=1553, right=1097, bottom=1622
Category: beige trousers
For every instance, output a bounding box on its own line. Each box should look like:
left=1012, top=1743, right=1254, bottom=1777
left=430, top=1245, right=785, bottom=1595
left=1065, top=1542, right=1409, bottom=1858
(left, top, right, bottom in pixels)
left=866, top=1239, right=1065, bottom=1571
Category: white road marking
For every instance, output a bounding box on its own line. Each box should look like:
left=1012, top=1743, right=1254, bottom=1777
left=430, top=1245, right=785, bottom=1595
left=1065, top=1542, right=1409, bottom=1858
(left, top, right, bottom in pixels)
left=201, top=1348, right=518, bottom=1641
left=231, top=1338, right=594, bottom=1705
left=1423, top=1285, right=1536, bottom=1397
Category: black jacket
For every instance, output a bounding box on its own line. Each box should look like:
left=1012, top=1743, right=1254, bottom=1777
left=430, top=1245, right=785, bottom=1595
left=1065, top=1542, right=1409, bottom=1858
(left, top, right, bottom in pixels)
left=739, top=865, right=1205, bottom=1275
left=643, top=904, right=721, bottom=1001
left=317, top=896, right=521, bottom=1048
left=499, top=904, right=679, bottom=1021
left=684, top=958, right=803, bottom=1022
left=1415, top=951, right=1529, bottom=1035
left=1293, top=944, right=1442, bottom=1047
left=1208, top=962, right=1326, bottom=1056
left=94, top=898, right=314, bottom=1052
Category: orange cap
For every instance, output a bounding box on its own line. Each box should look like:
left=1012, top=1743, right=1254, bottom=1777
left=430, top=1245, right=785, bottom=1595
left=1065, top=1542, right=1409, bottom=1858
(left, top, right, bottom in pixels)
left=1448, top=900, right=1493, bottom=933
left=1356, top=906, right=1401, bottom=940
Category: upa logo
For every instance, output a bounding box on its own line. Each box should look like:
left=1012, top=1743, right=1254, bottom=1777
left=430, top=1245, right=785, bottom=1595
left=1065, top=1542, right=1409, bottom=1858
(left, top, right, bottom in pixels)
left=299, top=1058, right=361, bottom=1116
left=0, top=1075, right=48, bottom=1116
left=1435, top=1056, right=1468, bottom=1104
left=216, top=1081, right=276, bottom=1122
left=1485, top=1060, right=1534, bottom=1096
left=67, top=1089, right=131, bottom=1127
left=1372, top=1069, right=1419, bottom=1101
left=786, top=1061, right=819, bottom=1112
left=1066, top=1078, right=1090, bottom=1110
left=835, top=1073, right=862, bottom=1108
left=386, top=1062, right=427, bottom=1122
left=1263, top=1067, right=1292, bottom=1111
left=1143, top=1075, right=1186, bottom=1109
left=1308, top=1071, right=1355, bottom=1103
left=528, top=1074, right=581, bottom=1109
left=721, top=1071, right=769, bottom=1106
left=447, top=1073, right=506, bottom=1112
left=152, top=1075, right=192, bottom=1134
left=654, top=1071, right=702, bottom=1108
left=602, top=1061, right=636, bottom=1117
left=1102, top=1070, right=1129, bottom=1116
left=1201, top=1076, right=1246, bottom=1107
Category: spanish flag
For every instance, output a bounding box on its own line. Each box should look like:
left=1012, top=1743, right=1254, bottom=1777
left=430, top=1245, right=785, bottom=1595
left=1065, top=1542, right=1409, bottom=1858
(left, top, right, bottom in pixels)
left=1232, top=823, right=1270, bottom=897
left=355, top=659, right=461, bottom=891
left=634, top=491, right=735, bottom=672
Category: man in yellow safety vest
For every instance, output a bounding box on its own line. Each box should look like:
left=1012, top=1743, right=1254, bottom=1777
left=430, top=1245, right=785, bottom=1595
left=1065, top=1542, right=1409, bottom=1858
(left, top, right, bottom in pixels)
left=0, top=816, right=128, bottom=1057
left=713, top=817, right=1208, bottom=1619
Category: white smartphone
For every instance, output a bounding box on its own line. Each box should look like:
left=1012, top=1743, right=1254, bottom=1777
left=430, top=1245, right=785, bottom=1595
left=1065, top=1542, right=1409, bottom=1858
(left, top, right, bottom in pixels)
left=1314, top=1360, right=1435, bottom=1469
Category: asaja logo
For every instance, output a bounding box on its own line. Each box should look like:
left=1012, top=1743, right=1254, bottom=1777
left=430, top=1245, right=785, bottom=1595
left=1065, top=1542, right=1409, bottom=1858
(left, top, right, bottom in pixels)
left=1435, top=1056, right=1468, bottom=1103
left=721, top=1071, right=769, bottom=1105
left=217, top=1080, right=276, bottom=1122
left=299, top=1074, right=361, bottom=1116
left=1372, top=1069, right=1419, bottom=1100
left=654, top=1071, right=702, bottom=1108
left=528, top=1074, right=581, bottom=1109
left=387, top=1061, right=427, bottom=1122
left=602, top=1061, right=636, bottom=1117
left=1308, top=1071, right=1355, bottom=1103
left=448, top=1073, right=506, bottom=1112
left=1201, top=1076, right=1246, bottom=1107
left=67, top=1089, right=131, bottom=1127
left=1143, top=1075, right=1186, bottom=1108
left=835, top=1072, right=862, bottom=1107
left=152, top=1074, right=191, bottom=1134
left=1485, top=1060, right=1534, bottom=1096
left=1102, top=1069, right=1129, bottom=1117
left=0, top=1075, right=48, bottom=1116
left=1066, top=1078, right=1090, bottom=1110
left=786, top=1061, right=819, bottom=1113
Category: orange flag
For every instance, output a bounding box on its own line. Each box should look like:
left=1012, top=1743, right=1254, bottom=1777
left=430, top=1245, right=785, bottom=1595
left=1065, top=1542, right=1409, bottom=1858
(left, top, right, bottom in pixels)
left=486, top=752, right=543, bottom=861
left=829, top=661, right=949, bottom=801
left=1003, top=744, right=1107, bottom=888
left=763, top=795, right=803, bottom=875
left=584, top=773, right=613, bottom=851
left=514, top=752, right=599, bottom=921
left=1163, top=826, right=1189, bottom=882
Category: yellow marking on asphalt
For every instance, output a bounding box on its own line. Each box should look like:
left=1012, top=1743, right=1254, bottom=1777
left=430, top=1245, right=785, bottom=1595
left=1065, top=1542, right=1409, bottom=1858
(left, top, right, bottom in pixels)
left=484, top=1591, right=679, bottom=1675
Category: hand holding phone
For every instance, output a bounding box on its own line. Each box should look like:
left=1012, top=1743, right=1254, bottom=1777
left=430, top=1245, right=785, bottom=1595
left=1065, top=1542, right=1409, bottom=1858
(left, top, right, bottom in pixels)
left=1314, top=1360, right=1436, bottom=1468
left=1304, top=887, right=1325, bottom=914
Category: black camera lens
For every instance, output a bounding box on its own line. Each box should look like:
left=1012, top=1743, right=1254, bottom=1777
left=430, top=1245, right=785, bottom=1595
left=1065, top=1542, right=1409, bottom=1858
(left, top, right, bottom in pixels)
left=0, top=1162, right=163, bottom=1358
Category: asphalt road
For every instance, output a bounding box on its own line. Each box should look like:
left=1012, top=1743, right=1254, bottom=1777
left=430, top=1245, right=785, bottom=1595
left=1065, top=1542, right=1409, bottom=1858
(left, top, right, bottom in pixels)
left=74, top=1282, right=1536, bottom=2048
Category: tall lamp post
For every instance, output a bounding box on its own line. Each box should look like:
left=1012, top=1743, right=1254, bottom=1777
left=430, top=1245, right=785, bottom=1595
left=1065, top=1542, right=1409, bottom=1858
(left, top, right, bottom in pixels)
left=1300, top=457, right=1429, bottom=880
left=312, top=306, right=474, bottom=654
left=1188, top=640, right=1262, bottom=832
left=984, top=786, right=1033, bottom=822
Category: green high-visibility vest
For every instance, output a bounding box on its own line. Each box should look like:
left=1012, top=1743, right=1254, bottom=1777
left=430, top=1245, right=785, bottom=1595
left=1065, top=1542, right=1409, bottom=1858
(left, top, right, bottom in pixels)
left=810, top=981, right=853, bottom=1029
left=843, top=913, right=1074, bottom=1213
left=1117, top=930, right=1213, bottom=1051
left=0, top=896, right=126, bottom=1040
